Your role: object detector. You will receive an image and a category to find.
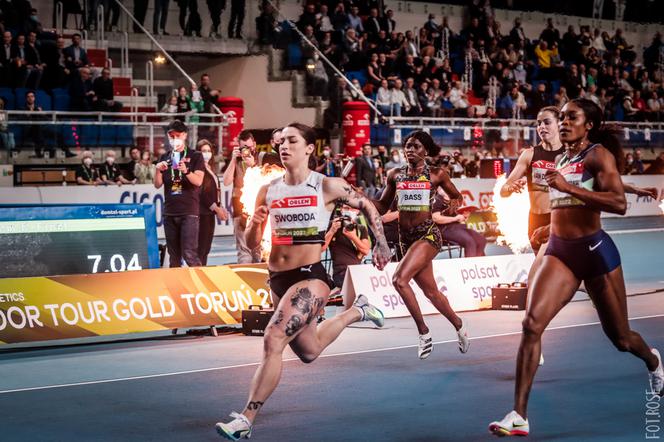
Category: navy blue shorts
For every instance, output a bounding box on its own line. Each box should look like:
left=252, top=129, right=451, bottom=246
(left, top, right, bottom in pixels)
left=544, top=230, right=621, bottom=281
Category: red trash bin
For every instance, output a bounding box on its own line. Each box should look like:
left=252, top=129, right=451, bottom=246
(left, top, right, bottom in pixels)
left=217, top=97, right=244, bottom=158
left=342, top=101, right=371, bottom=185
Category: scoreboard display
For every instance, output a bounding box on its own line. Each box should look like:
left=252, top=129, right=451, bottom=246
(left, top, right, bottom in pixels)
left=0, top=204, right=160, bottom=278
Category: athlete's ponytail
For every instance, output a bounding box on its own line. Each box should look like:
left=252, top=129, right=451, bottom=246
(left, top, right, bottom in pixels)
left=571, top=98, right=625, bottom=174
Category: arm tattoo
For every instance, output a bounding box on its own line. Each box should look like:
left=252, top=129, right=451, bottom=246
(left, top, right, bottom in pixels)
left=285, top=315, right=304, bottom=336
left=246, top=401, right=264, bottom=411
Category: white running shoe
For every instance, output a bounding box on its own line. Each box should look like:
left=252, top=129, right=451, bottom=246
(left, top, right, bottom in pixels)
left=418, top=332, right=433, bottom=359
left=489, top=410, right=530, bottom=437
left=353, top=294, right=385, bottom=328
left=457, top=322, right=470, bottom=354
left=649, top=348, right=664, bottom=396
left=539, top=353, right=544, bottom=366
left=215, top=412, right=253, bottom=440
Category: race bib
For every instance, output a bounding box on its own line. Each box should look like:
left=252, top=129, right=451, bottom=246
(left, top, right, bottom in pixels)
left=397, top=181, right=431, bottom=212
left=550, top=162, right=592, bottom=208
left=530, top=159, right=556, bottom=192
left=269, top=195, right=320, bottom=244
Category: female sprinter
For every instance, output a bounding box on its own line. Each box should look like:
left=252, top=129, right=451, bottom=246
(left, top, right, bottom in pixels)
left=373, top=130, right=469, bottom=359
left=489, top=99, right=663, bottom=437
left=215, top=123, right=392, bottom=440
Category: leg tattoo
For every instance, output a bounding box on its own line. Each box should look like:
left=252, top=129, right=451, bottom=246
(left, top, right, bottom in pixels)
left=270, top=310, right=284, bottom=326
left=246, top=401, right=264, bottom=411
left=290, top=287, right=314, bottom=316
left=285, top=315, right=304, bottom=336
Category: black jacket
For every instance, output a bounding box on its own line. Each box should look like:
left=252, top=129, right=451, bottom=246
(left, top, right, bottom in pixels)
left=355, top=155, right=376, bottom=188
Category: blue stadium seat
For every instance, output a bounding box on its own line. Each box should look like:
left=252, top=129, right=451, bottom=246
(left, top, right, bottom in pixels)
left=14, top=88, right=29, bottom=108
left=80, top=123, right=99, bottom=147
left=0, top=87, right=14, bottom=109
left=61, top=123, right=79, bottom=147
left=52, top=94, right=70, bottom=111
left=116, top=125, right=133, bottom=147
left=287, top=43, right=303, bottom=68
left=35, top=90, right=52, bottom=111
left=98, top=126, right=116, bottom=146
left=346, top=70, right=368, bottom=87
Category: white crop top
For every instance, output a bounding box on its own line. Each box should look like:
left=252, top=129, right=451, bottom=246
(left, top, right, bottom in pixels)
left=265, top=171, right=332, bottom=245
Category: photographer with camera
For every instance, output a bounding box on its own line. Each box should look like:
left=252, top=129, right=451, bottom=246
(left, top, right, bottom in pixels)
left=154, top=120, right=206, bottom=267
left=322, top=204, right=371, bottom=290
left=222, top=129, right=280, bottom=264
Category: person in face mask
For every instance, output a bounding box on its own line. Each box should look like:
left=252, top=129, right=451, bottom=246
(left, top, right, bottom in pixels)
left=76, top=151, right=102, bottom=185
left=384, top=148, right=405, bottom=171
left=154, top=120, right=206, bottom=267
left=101, top=150, right=134, bottom=185
left=197, top=139, right=229, bottom=265
left=315, top=145, right=339, bottom=177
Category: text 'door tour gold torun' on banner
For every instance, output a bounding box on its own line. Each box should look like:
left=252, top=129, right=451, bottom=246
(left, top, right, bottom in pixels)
left=0, top=264, right=270, bottom=344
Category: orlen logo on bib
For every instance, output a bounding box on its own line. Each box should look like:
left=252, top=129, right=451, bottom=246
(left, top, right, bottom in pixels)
left=397, top=182, right=430, bottom=190
left=271, top=196, right=317, bottom=209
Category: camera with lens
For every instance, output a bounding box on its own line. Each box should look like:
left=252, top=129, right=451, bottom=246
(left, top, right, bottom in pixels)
left=339, top=215, right=357, bottom=231
left=236, top=147, right=252, bottom=159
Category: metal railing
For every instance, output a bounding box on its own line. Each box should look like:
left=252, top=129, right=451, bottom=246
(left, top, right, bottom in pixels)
left=4, top=110, right=227, bottom=154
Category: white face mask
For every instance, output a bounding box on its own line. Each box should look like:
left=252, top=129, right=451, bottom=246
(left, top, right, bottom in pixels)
left=202, top=151, right=212, bottom=162
left=83, top=158, right=93, bottom=166
left=169, top=137, right=185, bottom=150
left=168, top=104, right=177, bottom=113
left=323, top=150, right=330, bottom=157
left=392, top=155, right=400, bottom=162
left=106, top=157, right=115, bottom=164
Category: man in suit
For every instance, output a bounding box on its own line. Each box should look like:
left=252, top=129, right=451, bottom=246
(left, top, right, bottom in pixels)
left=364, top=8, right=382, bottom=38
left=382, top=9, right=396, bottom=34
left=63, top=33, right=89, bottom=72
left=355, top=143, right=378, bottom=197
left=0, top=31, right=12, bottom=87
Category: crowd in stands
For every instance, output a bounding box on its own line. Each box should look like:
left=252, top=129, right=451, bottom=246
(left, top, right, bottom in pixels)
left=275, top=1, right=664, bottom=124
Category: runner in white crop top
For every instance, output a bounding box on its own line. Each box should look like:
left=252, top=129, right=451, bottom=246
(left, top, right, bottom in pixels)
left=216, top=123, right=392, bottom=440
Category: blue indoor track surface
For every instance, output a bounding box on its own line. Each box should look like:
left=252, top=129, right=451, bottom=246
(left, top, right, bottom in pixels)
left=1, top=217, right=663, bottom=441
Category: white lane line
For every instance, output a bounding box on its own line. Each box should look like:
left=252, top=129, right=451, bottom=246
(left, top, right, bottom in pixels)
left=607, top=228, right=664, bottom=234
left=1, top=313, right=663, bottom=395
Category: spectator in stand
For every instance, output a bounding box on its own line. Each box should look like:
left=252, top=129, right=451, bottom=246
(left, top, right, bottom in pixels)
left=305, top=53, right=329, bottom=99
left=256, top=1, right=277, bottom=44
left=622, top=90, right=639, bottom=121
left=49, top=37, right=70, bottom=89
left=647, top=92, right=662, bottom=121
left=134, top=150, right=156, bottom=184
left=154, top=120, right=206, bottom=268
left=227, top=0, right=245, bottom=39
left=365, top=8, right=382, bottom=37
left=376, top=79, right=398, bottom=116
left=624, top=152, right=638, bottom=175
left=539, top=18, right=560, bottom=47
left=390, top=78, right=409, bottom=116
left=331, top=2, right=349, bottom=32
left=403, top=77, right=421, bottom=116
left=383, top=9, right=396, bottom=34
left=347, top=6, right=363, bottom=34
left=586, top=84, right=601, bottom=107
left=23, top=91, right=45, bottom=157
left=23, top=31, right=44, bottom=89
left=101, top=150, right=135, bottom=185
left=0, top=97, right=15, bottom=152
left=297, top=2, right=316, bottom=32
left=565, top=64, right=583, bottom=98
left=0, top=32, right=12, bottom=87
left=553, top=85, right=569, bottom=108
left=449, top=81, right=471, bottom=116
left=69, top=66, right=95, bottom=111
left=342, top=78, right=366, bottom=102
left=198, top=73, right=217, bottom=114
left=355, top=143, right=378, bottom=197
left=93, top=68, right=123, bottom=112
left=316, top=4, right=333, bottom=34
left=197, top=139, right=229, bottom=266
left=64, top=34, right=89, bottom=72
left=76, top=151, right=102, bottom=185
left=153, top=0, right=170, bottom=35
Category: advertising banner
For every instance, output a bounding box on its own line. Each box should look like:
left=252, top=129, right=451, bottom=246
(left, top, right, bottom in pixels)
left=0, top=184, right=234, bottom=238
left=342, top=254, right=535, bottom=318
left=0, top=264, right=270, bottom=345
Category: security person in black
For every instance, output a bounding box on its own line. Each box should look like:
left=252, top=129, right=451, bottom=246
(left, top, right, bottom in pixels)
left=322, top=204, right=371, bottom=289
left=154, top=120, right=206, bottom=267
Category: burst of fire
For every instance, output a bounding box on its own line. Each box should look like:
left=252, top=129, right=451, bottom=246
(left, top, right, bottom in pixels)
left=239, top=164, right=286, bottom=259
left=491, top=174, right=532, bottom=254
